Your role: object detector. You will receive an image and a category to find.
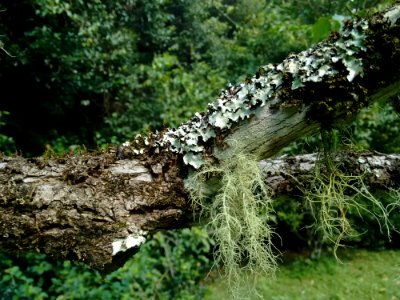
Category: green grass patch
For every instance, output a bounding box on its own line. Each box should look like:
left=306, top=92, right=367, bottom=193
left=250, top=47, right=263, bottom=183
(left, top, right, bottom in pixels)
left=205, top=249, right=400, bottom=300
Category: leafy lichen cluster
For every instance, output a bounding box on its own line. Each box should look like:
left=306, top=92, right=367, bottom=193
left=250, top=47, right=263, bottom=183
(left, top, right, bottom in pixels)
left=157, top=18, right=370, bottom=168
left=120, top=16, right=373, bottom=171
left=280, top=19, right=368, bottom=88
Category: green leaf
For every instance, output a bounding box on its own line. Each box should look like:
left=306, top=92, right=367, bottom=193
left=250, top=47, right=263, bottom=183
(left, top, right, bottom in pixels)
left=312, top=17, right=340, bottom=43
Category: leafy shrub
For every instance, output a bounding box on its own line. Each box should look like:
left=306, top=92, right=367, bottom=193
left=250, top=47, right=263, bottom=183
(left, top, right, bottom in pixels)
left=0, top=228, right=214, bottom=300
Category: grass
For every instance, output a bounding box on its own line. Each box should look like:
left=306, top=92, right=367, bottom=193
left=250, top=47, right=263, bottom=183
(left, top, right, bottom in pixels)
left=205, top=249, right=400, bottom=300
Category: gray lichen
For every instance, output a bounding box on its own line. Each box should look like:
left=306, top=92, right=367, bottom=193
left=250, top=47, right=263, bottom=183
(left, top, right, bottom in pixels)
left=114, top=18, right=371, bottom=169
left=383, top=5, right=400, bottom=27
left=153, top=19, right=370, bottom=169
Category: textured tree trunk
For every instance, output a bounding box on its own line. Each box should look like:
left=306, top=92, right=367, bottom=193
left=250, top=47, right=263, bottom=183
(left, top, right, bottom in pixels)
left=1, top=4, right=400, bottom=272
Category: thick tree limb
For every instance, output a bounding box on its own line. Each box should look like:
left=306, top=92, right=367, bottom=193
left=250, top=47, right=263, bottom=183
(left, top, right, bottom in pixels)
left=0, top=151, right=189, bottom=272
left=261, top=152, right=400, bottom=197
left=1, top=4, right=400, bottom=271
left=1, top=151, right=400, bottom=271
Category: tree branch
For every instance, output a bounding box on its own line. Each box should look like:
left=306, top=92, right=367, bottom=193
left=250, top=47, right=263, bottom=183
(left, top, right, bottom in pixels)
left=261, top=152, right=400, bottom=197
left=0, top=151, right=189, bottom=272
left=1, top=3, right=400, bottom=272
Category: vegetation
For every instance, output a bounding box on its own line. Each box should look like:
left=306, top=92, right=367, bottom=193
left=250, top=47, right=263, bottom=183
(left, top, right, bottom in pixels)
left=206, top=249, right=400, bottom=300
left=0, top=228, right=214, bottom=299
left=0, top=0, right=399, bottom=299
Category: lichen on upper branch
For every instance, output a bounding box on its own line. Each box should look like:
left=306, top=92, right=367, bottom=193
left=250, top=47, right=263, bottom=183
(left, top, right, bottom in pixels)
left=153, top=18, right=372, bottom=169
left=122, top=7, right=399, bottom=170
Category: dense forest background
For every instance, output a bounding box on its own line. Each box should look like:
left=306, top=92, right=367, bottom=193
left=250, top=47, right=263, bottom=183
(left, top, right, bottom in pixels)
left=0, top=0, right=399, bottom=299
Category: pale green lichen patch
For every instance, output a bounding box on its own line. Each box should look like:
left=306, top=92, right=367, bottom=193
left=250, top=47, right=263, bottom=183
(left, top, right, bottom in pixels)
left=383, top=5, right=400, bottom=27
left=278, top=19, right=368, bottom=88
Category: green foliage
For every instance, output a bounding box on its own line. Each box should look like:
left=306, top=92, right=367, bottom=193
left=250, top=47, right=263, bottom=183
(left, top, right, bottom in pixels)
left=102, top=53, right=226, bottom=137
left=0, top=228, right=214, bottom=300
left=353, top=101, right=400, bottom=153
left=311, top=16, right=340, bottom=43
left=187, top=145, right=277, bottom=295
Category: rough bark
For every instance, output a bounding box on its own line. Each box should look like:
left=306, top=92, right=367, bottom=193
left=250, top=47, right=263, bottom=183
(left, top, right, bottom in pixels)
left=1, top=150, right=400, bottom=272
left=261, top=152, right=400, bottom=197
left=0, top=150, right=190, bottom=272
left=1, top=4, right=400, bottom=272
